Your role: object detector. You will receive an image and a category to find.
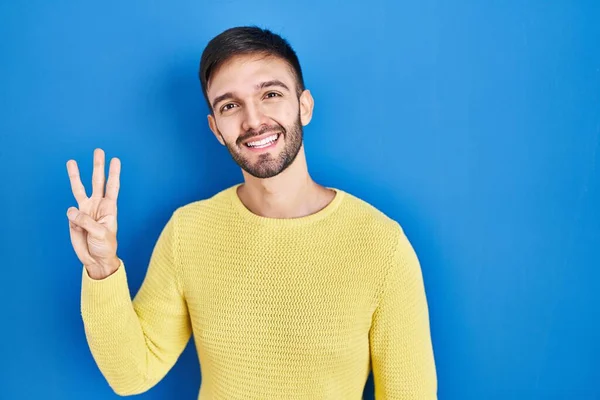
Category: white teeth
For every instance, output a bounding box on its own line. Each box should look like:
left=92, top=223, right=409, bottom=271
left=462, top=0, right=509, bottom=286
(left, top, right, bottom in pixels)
left=246, top=134, right=278, bottom=148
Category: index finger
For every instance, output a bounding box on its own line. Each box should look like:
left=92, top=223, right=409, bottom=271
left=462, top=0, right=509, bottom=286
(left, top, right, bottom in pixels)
left=105, top=157, right=121, bottom=201
left=66, top=160, right=88, bottom=204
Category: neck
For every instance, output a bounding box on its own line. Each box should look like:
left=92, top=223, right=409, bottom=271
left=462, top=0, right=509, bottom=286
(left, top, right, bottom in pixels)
left=237, top=145, right=336, bottom=219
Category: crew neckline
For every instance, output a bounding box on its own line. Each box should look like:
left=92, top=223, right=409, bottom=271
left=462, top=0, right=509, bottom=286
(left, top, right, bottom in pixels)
left=227, top=183, right=345, bottom=227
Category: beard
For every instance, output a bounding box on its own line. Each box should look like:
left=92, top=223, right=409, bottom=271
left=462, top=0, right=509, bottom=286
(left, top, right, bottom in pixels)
left=220, top=112, right=304, bottom=179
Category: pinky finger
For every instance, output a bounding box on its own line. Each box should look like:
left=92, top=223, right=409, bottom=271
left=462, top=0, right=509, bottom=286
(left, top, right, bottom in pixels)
left=68, top=220, right=94, bottom=265
left=69, top=220, right=83, bottom=232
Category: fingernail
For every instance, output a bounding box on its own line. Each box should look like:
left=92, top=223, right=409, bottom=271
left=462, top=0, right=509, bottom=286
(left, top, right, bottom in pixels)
left=67, top=209, right=77, bottom=220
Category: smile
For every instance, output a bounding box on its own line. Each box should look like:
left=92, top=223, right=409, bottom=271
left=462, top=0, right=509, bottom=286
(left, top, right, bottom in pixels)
left=245, top=133, right=281, bottom=149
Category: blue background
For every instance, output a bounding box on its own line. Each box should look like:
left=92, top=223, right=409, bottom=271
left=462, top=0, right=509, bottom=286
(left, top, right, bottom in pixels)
left=1, top=1, right=599, bottom=399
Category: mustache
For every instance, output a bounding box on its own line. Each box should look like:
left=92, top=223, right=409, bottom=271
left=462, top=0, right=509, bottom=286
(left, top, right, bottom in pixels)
left=237, top=124, right=285, bottom=145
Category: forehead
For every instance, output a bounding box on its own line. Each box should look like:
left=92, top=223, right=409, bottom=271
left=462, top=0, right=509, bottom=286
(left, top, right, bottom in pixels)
left=207, top=54, right=296, bottom=98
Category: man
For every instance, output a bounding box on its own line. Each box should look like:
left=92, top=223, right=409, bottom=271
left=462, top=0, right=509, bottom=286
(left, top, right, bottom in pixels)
left=66, top=26, right=437, bottom=399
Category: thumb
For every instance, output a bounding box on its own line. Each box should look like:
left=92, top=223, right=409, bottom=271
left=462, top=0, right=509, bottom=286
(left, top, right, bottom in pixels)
left=67, top=208, right=105, bottom=239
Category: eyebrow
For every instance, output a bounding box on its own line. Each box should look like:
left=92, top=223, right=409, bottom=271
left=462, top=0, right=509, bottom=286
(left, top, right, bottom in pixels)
left=258, top=79, right=290, bottom=91
left=211, top=79, right=291, bottom=110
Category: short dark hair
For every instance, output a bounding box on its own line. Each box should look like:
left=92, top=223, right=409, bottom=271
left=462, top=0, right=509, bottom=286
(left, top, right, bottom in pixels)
left=199, top=26, right=305, bottom=112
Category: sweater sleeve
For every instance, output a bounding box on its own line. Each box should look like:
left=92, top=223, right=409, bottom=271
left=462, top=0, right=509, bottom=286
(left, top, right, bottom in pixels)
left=80, top=211, right=192, bottom=396
left=369, top=226, right=438, bottom=399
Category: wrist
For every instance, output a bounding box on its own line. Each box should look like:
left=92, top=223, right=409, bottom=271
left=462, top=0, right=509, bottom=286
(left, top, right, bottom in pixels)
left=86, top=257, right=120, bottom=280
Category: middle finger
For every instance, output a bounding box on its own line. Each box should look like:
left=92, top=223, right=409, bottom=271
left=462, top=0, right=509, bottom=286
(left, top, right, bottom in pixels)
left=91, top=148, right=106, bottom=198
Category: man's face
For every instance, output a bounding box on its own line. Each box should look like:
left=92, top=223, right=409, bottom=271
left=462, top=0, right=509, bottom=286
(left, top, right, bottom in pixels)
left=206, top=54, right=312, bottom=179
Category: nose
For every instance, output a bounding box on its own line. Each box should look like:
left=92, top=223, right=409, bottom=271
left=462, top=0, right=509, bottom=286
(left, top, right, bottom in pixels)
left=241, top=101, right=268, bottom=132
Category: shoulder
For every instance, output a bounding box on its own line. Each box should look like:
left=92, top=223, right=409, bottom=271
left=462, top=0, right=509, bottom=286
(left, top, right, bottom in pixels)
left=328, top=188, right=413, bottom=267
left=336, top=188, right=405, bottom=240
left=338, top=191, right=424, bottom=293
left=170, top=184, right=237, bottom=230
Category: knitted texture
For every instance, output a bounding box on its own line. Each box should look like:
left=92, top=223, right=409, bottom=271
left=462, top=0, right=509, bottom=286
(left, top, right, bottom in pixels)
left=81, top=184, right=437, bottom=399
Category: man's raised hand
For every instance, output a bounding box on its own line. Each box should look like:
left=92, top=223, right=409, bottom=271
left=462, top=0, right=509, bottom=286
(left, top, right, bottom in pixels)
left=66, top=148, right=121, bottom=280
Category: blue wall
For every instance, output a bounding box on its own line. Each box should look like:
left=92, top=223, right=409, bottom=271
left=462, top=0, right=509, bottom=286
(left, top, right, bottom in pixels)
left=1, top=1, right=598, bottom=399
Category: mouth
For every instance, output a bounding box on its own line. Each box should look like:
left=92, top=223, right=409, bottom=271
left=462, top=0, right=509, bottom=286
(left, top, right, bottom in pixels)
left=243, top=133, right=281, bottom=151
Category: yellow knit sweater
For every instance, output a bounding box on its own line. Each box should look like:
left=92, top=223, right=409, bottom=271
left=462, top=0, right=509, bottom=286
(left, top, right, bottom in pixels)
left=80, top=184, right=437, bottom=399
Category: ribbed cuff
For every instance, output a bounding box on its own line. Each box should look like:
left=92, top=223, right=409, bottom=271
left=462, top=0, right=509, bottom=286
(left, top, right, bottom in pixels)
left=81, top=259, right=132, bottom=317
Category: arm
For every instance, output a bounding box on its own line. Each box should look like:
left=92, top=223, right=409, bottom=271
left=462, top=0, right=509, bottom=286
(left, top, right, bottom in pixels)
left=369, top=226, right=437, bottom=399
left=80, top=211, right=191, bottom=395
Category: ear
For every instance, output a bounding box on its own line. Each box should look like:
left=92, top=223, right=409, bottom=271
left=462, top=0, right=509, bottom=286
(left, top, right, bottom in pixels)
left=299, top=89, right=314, bottom=126
left=207, top=114, right=225, bottom=146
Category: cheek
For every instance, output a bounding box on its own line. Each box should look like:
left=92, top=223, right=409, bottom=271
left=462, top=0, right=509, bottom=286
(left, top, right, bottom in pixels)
left=269, top=101, right=297, bottom=124
left=215, top=116, right=242, bottom=141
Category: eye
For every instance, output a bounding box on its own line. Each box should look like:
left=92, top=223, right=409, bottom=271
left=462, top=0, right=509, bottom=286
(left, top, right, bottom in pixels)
left=220, top=103, right=237, bottom=113
left=264, top=92, right=282, bottom=99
